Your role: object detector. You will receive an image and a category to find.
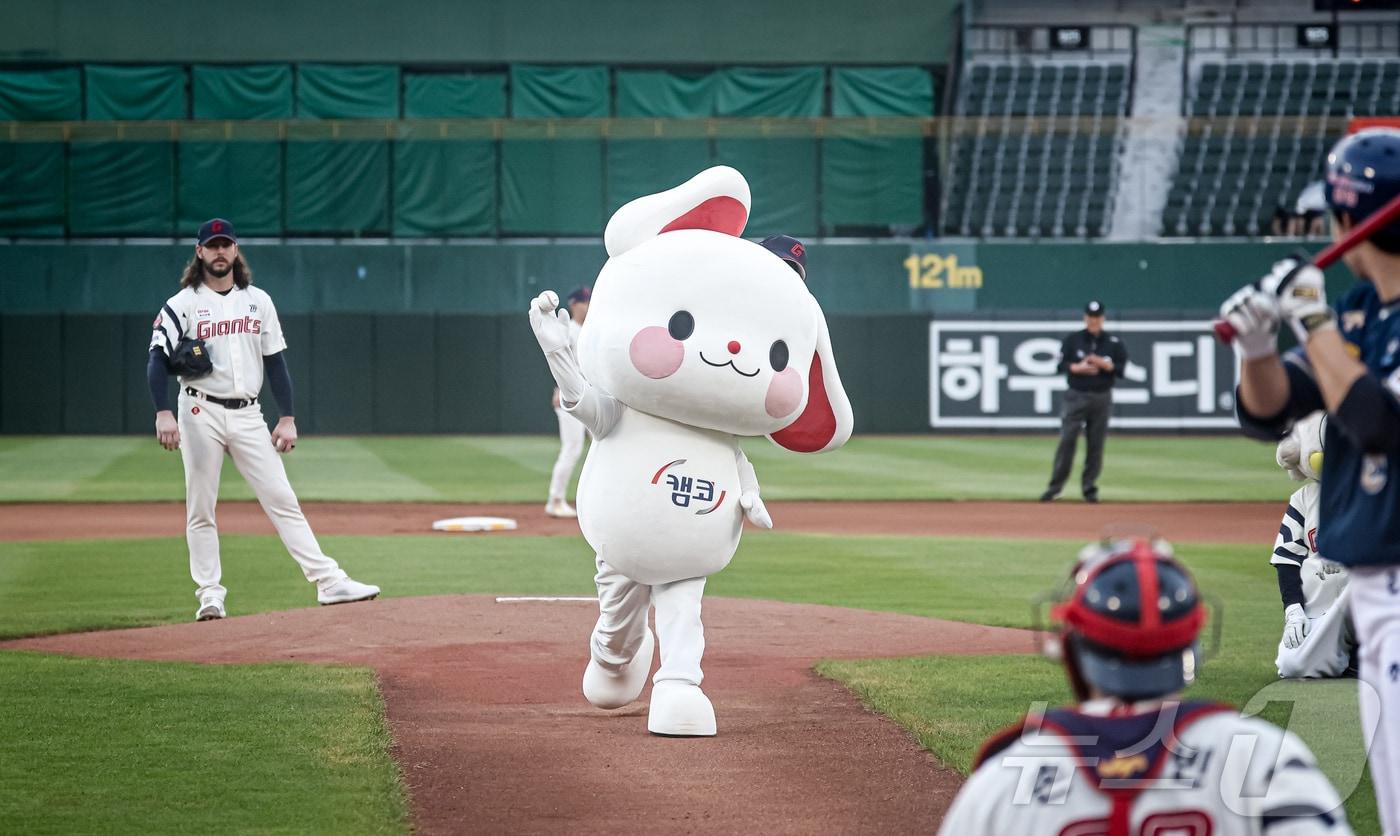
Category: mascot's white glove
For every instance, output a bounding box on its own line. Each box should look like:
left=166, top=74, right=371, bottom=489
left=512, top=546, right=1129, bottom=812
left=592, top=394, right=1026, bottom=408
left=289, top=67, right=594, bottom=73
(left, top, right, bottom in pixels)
left=739, top=493, right=772, bottom=529
left=1275, top=433, right=1305, bottom=482
left=1219, top=281, right=1281, bottom=361
left=529, top=291, right=573, bottom=355
left=1265, top=260, right=1336, bottom=344
left=528, top=291, right=587, bottom=406
left=1319, top=559, right=1345, bottom=576
left=1282, top=603, right=1310, bottom=650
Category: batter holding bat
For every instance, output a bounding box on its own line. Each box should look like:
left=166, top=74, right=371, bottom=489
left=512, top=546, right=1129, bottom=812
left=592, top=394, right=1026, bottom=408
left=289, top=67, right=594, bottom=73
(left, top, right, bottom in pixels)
left=148, top=219, right=379, bottom=621
left=1219, top=127, right=1400, bottom=834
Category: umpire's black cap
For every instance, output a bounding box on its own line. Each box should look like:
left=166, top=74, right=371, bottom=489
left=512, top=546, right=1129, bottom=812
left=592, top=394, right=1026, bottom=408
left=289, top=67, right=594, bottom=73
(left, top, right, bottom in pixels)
left=197, top=218, right=237, bottom=245
left=1085, top=300, right=1105, bottom=316
left=759, top=234, right=807, bottom=280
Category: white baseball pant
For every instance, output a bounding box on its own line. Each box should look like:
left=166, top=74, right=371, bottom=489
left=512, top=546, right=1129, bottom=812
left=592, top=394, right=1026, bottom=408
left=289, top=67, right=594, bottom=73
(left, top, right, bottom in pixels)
left=590, top=554, right=706, bottom=686
left=1276, top=586, right=1356, bottom=679
left=1352, top=567, right=1400, bottom=836
left=178, top=393, right=346, bottom=604
left=549, top=406, right=586, bottom=502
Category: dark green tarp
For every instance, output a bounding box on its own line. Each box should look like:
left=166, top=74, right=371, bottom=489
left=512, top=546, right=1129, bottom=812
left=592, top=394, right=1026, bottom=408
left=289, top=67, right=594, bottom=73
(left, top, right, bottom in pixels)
left=615, top=70, right=716, bottom=118
left=510, top=65, right=609, bottom=118
left=68, top=142, right=175, bottom=235
left=286, top=140, right=389, bottom=234
left=715, top=67, right=824, bottom=117
left=715, top=138, right=818, bottom=237
left=821, top=131, right=924, bottom=228
left=404, top=73, right=506, bottom=118
left=501, top=129, right=603, bottom=234
left=0, top=68, right=81, bottom=121
left=0, top=143, right=65, bottom=236
left=191, top=65, right=294, bottom=120
left=84, top=65, right=187, bottom=120
left=296, top=64, right=400, bottom=119
left=393, top=126, right=497, bottom=236
left=177, top=131, right=282, bottom=236
left=606, top=139, right=713, bottom=214
left=831, top=67, right=934, bottom=116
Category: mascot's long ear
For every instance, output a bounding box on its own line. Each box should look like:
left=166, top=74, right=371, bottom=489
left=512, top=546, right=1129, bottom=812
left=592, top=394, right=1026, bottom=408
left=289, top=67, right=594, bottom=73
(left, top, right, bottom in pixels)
left=768, top=297, right=853, bottom=454
left=604, top=166, right=751, bottom=257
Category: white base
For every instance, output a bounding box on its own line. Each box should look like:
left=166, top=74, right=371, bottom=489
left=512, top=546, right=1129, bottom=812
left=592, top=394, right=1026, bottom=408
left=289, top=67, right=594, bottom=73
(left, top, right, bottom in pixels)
left=432, top=516, right=518, bottom=532
left=647, top=681, right=716, bottom=737
left=582, top=628, right=655, bottom=710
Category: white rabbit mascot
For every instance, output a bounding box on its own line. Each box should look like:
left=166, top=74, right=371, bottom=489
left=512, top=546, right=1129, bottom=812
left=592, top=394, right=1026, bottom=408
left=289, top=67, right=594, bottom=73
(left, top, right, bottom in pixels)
left=527, top=166, right=853, bottom=736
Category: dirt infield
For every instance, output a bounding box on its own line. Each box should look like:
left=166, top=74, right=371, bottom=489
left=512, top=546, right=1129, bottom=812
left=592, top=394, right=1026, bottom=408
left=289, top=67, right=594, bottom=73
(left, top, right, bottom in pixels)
left=0, top=499, right=1282, bottom=543
left=4, top=595, right=1032, bottom=835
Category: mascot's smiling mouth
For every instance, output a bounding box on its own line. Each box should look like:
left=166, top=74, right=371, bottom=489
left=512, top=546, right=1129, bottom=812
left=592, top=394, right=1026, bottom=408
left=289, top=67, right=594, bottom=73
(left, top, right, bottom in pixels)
left=699, top=351, right=759, bottom=377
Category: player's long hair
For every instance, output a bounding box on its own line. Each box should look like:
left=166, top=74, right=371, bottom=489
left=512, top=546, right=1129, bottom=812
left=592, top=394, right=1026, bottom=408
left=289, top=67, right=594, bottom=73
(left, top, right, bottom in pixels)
left=180, top=251, right=252, bottom=290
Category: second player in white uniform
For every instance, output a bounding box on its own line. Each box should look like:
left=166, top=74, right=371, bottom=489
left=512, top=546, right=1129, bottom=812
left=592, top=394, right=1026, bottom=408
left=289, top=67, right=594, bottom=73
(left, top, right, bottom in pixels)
left=149, top=219, right=379, bottom=620
left=939, top=538, right=1352, bottom=835
left=1271, top=411, right=1355, bottom=679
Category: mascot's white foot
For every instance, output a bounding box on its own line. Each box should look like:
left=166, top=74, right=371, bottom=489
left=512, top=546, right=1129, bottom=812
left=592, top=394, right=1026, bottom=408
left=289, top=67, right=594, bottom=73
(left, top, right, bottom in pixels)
left=582, top=627, right=655, bottom=710
left=647, top=681, right=716, bottom=737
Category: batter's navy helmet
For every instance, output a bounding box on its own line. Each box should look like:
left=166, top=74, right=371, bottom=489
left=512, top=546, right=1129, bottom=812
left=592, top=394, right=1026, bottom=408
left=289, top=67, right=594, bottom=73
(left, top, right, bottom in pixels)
left=1050, top=538, right=1205, bottom=702
left=1325, top=127, right=1400, bottom=243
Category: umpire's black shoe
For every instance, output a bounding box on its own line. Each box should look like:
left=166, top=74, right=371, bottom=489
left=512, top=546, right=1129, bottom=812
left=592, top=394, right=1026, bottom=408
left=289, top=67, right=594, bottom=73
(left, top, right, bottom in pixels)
left=1039, top=490, right=1057, bottom=502
left=1083, top=492, right=1100, bottom=504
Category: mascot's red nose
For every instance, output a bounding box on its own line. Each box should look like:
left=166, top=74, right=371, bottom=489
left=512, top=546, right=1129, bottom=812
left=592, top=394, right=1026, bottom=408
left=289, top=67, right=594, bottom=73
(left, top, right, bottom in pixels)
left=727, top=340, right=741, bottom=354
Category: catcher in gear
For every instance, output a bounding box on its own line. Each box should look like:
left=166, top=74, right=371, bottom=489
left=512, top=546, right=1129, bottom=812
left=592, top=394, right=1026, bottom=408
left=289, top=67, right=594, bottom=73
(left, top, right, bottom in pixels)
left=938, top=537, right=1351, bottom=835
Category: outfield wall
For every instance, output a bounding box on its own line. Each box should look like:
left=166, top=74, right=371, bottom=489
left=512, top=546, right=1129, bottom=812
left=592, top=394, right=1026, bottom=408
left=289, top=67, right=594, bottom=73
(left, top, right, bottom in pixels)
left=0, top=240, right=1350, bottom=435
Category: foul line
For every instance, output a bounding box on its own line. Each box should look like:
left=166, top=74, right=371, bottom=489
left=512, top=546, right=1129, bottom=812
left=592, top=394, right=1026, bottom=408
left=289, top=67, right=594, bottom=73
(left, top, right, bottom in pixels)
left=495, top=596, right=596, bottom=603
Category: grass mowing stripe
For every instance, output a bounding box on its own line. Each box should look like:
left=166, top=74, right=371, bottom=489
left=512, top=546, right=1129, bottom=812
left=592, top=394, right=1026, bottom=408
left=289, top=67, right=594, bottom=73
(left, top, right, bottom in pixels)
left=0, top=652, right=407, bottom=836
left=0, top=435, right=1293, bottom=503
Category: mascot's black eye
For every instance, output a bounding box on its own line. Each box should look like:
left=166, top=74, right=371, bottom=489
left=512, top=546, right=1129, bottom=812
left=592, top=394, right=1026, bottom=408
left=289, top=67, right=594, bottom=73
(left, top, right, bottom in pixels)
left=770, top=340, right=789, bottom=372
left=668, top=310, right=694, bottom=340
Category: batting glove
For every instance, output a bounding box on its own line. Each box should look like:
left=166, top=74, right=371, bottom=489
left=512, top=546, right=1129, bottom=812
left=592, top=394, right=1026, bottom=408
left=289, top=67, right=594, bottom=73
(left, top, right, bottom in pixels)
left=528, top=291, right=573, bottom=355
left=1219, top=283, right=1281, bottom=361
left=739, top=492, right=773, bottom=529
left=1281, top=603, right=1310, bottom=650
left=1267, top=261, right=1336, bottom=344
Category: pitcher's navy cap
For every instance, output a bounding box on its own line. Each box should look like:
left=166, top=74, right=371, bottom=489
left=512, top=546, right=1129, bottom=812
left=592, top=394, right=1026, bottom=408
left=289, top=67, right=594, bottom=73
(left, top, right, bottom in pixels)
left=1085, top=300, right=1105, bottom=315
left=759, top=234, right=807, bottom=280
left=198, top=218, right=237, bottom=245
left=567, top=286, right=592, bottom=305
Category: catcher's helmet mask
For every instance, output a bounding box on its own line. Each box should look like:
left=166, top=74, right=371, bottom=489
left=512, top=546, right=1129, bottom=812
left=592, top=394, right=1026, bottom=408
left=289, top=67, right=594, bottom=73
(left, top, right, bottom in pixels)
left=1035, top=537, right=1215, bottom=703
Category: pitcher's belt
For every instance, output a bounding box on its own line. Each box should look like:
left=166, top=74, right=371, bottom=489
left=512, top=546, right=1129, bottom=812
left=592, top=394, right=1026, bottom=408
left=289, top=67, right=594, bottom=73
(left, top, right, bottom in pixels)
left=185, top=387, right=258, bottom=410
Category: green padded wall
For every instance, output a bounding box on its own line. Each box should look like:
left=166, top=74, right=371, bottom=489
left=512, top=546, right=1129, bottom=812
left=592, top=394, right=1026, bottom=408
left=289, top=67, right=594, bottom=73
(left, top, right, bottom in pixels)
left=67, top=142, right=175, bottom=236
left=605, top=138, right=713, bottom=216
left=191, top=64, right=293, bottom=119
left=177, top=126, right=283, bottom=236
left=831, top=67, right=934, bottom=117
left=509, top=65, right=609, bottom=118
left=433, top=315, right=500, bottom=432
left=392, top=127, right=496, bottom=236
left=60, top=314, right=126, bottom=433
left=0, top=68, right=81, bottom=120
left=84, top=65, right=187, bottom=120
left=403, top=73, right=506, bottom=118
left=501, top=129, right=604, bottom=235
left=1, top=315, right=62, bottom=433
left=285, top=140, right=389, bottom=235
left=0, top=142, right=65, bottom=236
left=373, top=313, right=436, bottom=432
left=821, top=134, right=924, bottom=229
left=296, top=64, right=400, bottom=119
left=716, top=138, right=818, bottom=237
left=309, top=314, right=375, bottom=433
left=714, top=67, right=824, bottom=117
left=615, top=70, right=716, bottom=118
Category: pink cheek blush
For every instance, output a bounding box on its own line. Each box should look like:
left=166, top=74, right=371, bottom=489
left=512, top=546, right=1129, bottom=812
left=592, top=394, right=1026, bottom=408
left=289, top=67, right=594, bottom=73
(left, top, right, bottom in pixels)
left=629, top=326, right=685, bottom=379
left=765, top=367, right=804, bottom=417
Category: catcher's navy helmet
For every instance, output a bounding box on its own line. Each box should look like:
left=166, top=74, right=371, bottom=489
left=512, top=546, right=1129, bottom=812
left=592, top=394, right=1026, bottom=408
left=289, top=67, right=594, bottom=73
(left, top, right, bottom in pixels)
left=1052, top=538, right=1205, bottom=702
left=1325, top=127, right=1400, bottom=240
left=759, top=234, right=807, bottom=280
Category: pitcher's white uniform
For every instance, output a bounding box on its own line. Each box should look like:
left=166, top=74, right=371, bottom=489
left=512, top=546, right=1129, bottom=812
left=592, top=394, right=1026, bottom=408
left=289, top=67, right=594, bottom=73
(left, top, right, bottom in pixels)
left=151, top=283, right=348, bottom=604
left=939, top=699, right=1352, bottom=835
left=1271, top=481, right=1355, bottom=678
left=548, top=318, right=586, bottom=504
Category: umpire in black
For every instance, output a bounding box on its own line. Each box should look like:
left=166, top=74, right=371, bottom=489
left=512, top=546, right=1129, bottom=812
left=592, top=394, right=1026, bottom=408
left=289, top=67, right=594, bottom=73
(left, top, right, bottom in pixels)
left=1041, top=301, right=1127, bottom=503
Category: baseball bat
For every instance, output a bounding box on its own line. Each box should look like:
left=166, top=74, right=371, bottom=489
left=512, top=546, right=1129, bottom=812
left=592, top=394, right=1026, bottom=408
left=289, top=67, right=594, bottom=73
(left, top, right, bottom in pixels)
left=1214, top=188, right=1400, bottom=343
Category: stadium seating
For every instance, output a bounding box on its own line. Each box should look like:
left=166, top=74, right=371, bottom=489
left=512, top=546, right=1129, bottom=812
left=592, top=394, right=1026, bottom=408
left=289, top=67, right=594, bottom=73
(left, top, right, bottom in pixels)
left=941, top=61, right=1129, bottom=238
left=1163, top=59, right=1400, bottom=237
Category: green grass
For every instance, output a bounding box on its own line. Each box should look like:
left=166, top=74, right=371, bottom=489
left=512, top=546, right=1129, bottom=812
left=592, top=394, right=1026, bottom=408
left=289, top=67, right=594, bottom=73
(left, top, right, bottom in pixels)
left=0, top=434, right=1291, bottom=503
left=0, top=652, right=407, bottom=835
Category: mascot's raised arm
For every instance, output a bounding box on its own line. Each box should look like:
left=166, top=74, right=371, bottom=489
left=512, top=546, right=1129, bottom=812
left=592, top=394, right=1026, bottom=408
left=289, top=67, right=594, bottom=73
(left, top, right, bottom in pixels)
left=528, top=165, right=852, bottom=736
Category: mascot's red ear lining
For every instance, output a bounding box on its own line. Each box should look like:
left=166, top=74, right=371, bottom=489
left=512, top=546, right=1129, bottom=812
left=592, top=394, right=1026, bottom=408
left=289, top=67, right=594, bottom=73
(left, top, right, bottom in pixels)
left=770, top=355, right=836, bottom=453
left=659, top=196, right=748, bottom=237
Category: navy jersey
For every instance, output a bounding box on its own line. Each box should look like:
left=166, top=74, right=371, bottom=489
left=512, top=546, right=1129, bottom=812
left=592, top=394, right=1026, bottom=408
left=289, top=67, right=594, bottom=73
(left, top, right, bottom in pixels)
left=1238, top=281, right=1400, bottom=568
